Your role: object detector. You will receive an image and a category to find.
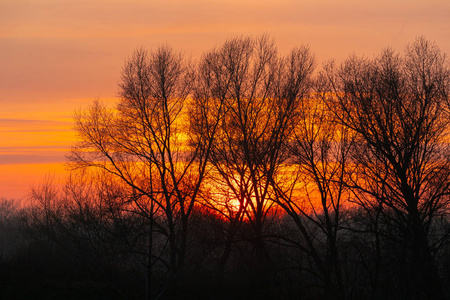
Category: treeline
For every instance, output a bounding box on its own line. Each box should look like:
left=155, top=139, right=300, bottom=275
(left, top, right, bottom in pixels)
left=2, top=35, right=450, bottom=299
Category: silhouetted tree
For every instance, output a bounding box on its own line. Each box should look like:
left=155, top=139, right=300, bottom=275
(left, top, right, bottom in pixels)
left=19, top=35, right=449, bottom=299
left=192, top=35, right=316, bottom=277
left=0, top=198, right=23, bottom=261
left=323, top=37, right=450, bottom=299
left=271, top=84, right=353, bottom=299
left=23, top=174, right=155, bottom=298
left=68, top=46, right=212, bottom=298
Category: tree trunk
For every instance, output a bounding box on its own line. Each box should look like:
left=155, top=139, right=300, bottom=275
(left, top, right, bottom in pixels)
left=409, top=208, right=445, bottom=299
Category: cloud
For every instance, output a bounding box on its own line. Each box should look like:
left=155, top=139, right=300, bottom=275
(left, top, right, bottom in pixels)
left=0, top=118, right=70, bottom=126
left=0, top=144, right=68, bottom=165
left=0, top=145, right=68, bottom=152
left=0, top=154, right=66, bottom=165
left=0, top=118, right=72, bottom=135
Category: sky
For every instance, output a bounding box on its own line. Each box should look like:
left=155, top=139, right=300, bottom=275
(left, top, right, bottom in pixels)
left=1, top=0, right=449, bottom=200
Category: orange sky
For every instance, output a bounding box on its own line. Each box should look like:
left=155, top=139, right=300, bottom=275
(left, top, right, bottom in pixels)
left=1, top=0, right=449, bottom=200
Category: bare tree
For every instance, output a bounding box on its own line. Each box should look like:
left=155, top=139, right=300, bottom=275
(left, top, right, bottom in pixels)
left=323, top=37, right=450, bottom=299
left=193, top=35, right=316, bottom=273
left=25, top=173, right=157, bottom=298
left=68, top=45, right=210, bottom=297
left=0, top=198, right=24, bottom=261
left=271, top=84, right=353, bottom=299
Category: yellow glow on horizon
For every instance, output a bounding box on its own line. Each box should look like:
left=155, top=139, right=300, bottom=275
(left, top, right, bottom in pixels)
left=0, top=162, right=68, bottom=201
left=0, top=97, right=120, bottom=199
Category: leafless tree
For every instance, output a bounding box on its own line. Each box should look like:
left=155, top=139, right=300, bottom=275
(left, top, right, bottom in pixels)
left=26, top=35, right=449, bottom=298
left=24, top=173, right=157, bottom=297
left=0, top=198, right=24, bottom=261
left=193, top=35, right=316, bottom=273
left=270, top=81, right=354, bottom=299
left=68, top=45, right=211, bottom=298
left=323, top=37, right=450, bottom=299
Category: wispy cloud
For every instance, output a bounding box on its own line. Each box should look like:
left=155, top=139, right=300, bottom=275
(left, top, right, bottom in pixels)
left=0, top=118, right=70, bottom=126
left=0, top=154, right=66, bottom=165
left=0, top=118, right=72, bottom=135
left=0, top=145, right=67, bottom=151
left=0, top=117, right=75, bottom=166
left=0, top=144, right=68, bottom=165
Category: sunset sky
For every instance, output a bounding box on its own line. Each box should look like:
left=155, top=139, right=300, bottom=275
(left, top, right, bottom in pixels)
left=1, top=0, right=449, bottom=200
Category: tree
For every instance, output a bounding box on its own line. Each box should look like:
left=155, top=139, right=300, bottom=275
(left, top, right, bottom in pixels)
left=192, top=35, right=316, bottom=273
left=25, top=174, right=154, bottom=298
left=69, top=45, right=210, bottom=297
left=323, top=37, right=450, bottom=299
left=0, top=198, right=23, bottom=261
left=270, top=75, right=354, bottom=298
